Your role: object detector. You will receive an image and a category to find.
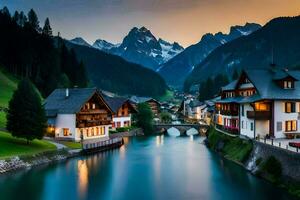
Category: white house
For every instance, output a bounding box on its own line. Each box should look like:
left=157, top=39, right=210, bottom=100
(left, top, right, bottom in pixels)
left=44, top=88, right=114, bottom=141
left=104, top=96, right=137, bottom=130
left=215, top=68, right=300, bottom=139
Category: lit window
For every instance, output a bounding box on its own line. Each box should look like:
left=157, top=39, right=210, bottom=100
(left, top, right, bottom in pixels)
left=285, top=120, right=297, bottom=132
left=63, top=128, right=70, bottom=136
left=284, top=81, right=293, bottom=89
left=92, top=103, right=96, bottom=109
left=255, top=102, right=270, bottom=111
left=285, top=102, right=295, bottom=113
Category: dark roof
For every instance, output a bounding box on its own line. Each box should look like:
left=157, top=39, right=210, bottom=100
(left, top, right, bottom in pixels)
left=130, top=96, right=160, bottom=105
left=221, top=80, right=237, bottom=91
left=245, top=69, right=300, bottom=100
left=104, top=96, right=131, bottom=113
left=44, top=88, right=111, bottom=116
left=188, top=99, right=204, bottom=108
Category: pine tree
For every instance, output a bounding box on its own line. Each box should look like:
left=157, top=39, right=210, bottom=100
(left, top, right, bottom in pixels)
left=232, top=69, right=239, bottom=80
left=27, top=9, right=39, bottom=31
left=12, top=11, right=20, bottom=24
left=1, top=6, right=10, bottom=17
left=42, top=17, right=52, bottom=36
left=19, top=11, right=27, bottom=26
left=6, top=79, right=47, bottom=144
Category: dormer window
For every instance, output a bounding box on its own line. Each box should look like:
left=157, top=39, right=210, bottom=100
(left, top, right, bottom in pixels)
left=283, top=80, right=293, bottom=89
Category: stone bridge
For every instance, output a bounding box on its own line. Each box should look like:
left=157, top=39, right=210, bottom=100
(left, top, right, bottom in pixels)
left=154, top=123, right=209, bottom=135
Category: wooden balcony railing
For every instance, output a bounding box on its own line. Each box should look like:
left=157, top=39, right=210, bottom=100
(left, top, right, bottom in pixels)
left=76, top=119, right=112, bottom=128
left=219, top=110, right=239, bottom=116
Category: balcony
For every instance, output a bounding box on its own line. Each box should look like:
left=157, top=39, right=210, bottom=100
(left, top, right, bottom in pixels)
left=220, top=110, right=239, bottom=116
left=76, top=119, right=112, bottom=128
left=247, top=111, right=271, bottom=119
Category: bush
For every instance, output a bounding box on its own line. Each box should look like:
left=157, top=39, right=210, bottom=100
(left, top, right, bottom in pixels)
left=261, top=156, right=282, bottom=181
left=207, top=127, right=253, bottom=163
left=255, top=157, right=263, bottom=166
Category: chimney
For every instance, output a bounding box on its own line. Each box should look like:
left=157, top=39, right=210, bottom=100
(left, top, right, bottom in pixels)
left=65, top=88, right=69, bottom=98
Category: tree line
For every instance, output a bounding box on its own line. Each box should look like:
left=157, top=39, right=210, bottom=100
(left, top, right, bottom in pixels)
left=0, top=7, right=88, bottom=97
left=198, top=69, right=240, bottom=101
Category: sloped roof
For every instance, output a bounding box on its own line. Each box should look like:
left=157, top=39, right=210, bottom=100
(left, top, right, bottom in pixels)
left=103, top=96, right=137, bottom=113
left=188, top=99, right=204, bottom=108
left=44, top=88, right=111, bottom=116
left=245, top=69, right=300, bottom=100
left=221, top=80, right=237, bottom=91
left=130, top=96, right=160, bottom=104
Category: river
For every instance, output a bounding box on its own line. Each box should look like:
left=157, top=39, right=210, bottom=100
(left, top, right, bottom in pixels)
left=0, top=136, right=296, bottom=200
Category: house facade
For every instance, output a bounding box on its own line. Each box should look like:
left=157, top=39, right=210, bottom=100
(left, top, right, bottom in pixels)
left=215, top=69, right=300, bottom=139
left=130, top=96, right=160, bottom=116
left=104, top=96, right=137, bottom=130
left=45, top=88, right=114, bottom=141
left=178, top=98, right=207, bottom=121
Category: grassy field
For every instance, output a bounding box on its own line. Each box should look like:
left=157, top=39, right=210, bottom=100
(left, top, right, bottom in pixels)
left=0, top=112, right=6, bottom=129
left=0, top=68, right=18, bottom=108
left=158, top=90, right=174, bottom=102
left=59, top=141, right=82, bottom=149
left=0, top=131, right=56, bottom=159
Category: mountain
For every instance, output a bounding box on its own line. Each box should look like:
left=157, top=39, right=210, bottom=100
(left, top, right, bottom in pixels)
left=92, top=39, right=119, bottom=52
left=63, top=40, right=168, bottom=97
left=69, top=37, right=91, bottom=47
left=184, top=16, right=300, bottom=92
left=157, top=23, right=261, bottom=87
left=92, top=27, right=184, bottom=70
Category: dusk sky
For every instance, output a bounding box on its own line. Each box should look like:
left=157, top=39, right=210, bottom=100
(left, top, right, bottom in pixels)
left=2, top=0, right=300, bottom=47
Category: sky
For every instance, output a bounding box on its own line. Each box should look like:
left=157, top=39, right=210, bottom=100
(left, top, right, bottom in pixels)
left=2, top=0, right=300, bottom=47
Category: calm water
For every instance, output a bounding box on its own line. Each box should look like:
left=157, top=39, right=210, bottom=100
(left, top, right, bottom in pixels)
left=0, top=136, right=295, bottom=200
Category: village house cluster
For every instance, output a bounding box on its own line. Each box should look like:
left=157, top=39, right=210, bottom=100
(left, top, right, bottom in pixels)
left=214, top=68, right=300, bottom=139
left=44, top=88, right=160, bottom=142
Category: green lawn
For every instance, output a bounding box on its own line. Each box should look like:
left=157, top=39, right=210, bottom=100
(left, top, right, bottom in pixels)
left=0, top=68, right=18, bottom=108
left=59, top=141, right=82, bottom=149
left=158, top=90, right=174, bottom=102
left=0, top=131, right=57, bottom=159
left=0, top=111, right=6, bottom=129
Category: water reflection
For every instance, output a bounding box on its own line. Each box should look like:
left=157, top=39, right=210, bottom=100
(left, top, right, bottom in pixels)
left=77, top=160, right=88, bottom=199
left=156, top=135, right=164, bottom=147
left=0, top=136, right=296, bottom=200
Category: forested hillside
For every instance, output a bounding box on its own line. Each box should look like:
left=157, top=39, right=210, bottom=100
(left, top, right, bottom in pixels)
left=64, top=40, right=168, bottom=97
left=185, top=16, right=300, bottom=92
left=0, top=7, right=88, bottom=97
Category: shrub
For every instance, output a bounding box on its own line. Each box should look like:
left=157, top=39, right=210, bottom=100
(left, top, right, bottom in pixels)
left=255, top=157, right=263, bottom=166
left=261, top=156, right=282, bottom=182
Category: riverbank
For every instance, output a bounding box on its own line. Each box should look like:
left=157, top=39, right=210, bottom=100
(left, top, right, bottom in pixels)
left=205, top=127, right=300, bottom=198
left=0, top=128, right=144, bottom=174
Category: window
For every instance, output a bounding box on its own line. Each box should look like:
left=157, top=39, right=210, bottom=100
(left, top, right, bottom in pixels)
left=117, top=122, right=121, bottom=128
left=241, top=121, right=244, bottom=129
left=285, top=120, right=297, bottom=132
left=241, top=105, right=244, bottom=116
left=96, top=127, right=99, bottom=135
left=277, top=122, right=282, bottom=131
left=92, top=103, right=96, bottom=109
left=285, top=102, right=295, bottom=113
left=250, top=122, right=254, bottom=131
left=255, top=102, right=270, bottom=111
left=63, top=128, right=70, bottom=136
left=284, top=81, right=293, bottom=89
left=100, top=127, right=105, bottom=135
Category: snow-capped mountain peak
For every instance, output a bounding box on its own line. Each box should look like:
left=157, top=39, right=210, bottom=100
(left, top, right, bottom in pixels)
left=69, top=37, right=91, bottom=47
left=92, top=39, right=119, bottom=51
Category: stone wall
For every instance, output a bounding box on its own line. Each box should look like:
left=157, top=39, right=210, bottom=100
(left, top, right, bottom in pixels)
left=246, top=141, right=300, bottom=182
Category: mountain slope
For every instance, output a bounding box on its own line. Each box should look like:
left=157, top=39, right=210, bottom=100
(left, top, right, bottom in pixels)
left=184, top=16, right=300, bottom=91
left=64, top=40, right=168, bottom=97
left=70, top=37, right=91, bottom=47
left=158, top=23, right=261, bottom=87
left=92, top=27, right=184, bottom=70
